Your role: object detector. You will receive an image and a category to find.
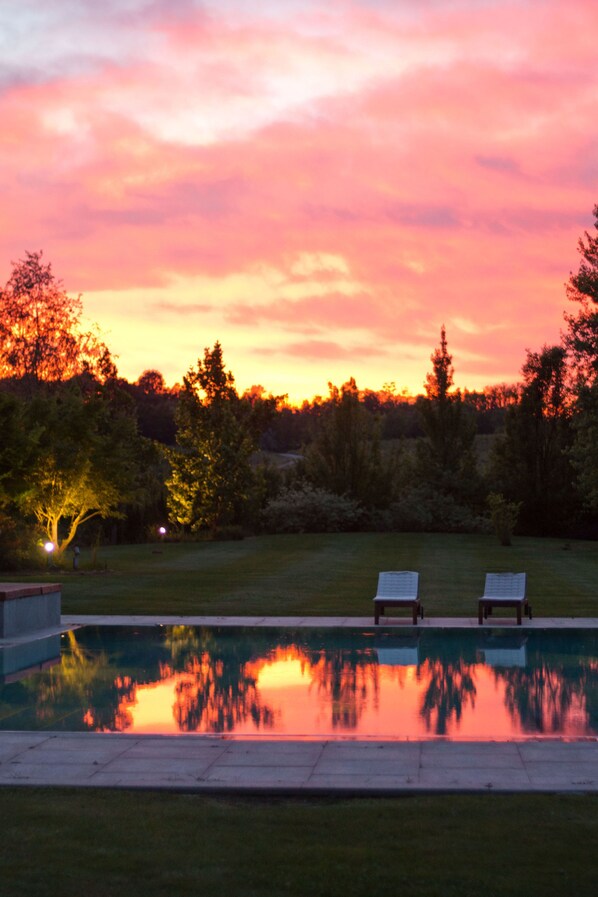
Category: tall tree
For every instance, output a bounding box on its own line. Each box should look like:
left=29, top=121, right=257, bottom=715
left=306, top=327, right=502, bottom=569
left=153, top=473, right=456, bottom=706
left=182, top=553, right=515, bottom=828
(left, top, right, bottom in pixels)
left=490, top=346, right=576, bottom=534
left=564, top=204, right=598, bottom=513
left=415, top=326, right=479, bottom=502
left=0, top=251, right=113, bottom=391
left=564, top=204, right=598, bottom=384
left=569, top=385, right=598, bottom=514
left=166, top=343, right=255, bottom=533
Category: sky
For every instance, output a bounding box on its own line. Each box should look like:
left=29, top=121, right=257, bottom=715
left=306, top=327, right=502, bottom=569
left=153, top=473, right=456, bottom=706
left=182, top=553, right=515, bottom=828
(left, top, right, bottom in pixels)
left=0, top=0, right=596, bottom=402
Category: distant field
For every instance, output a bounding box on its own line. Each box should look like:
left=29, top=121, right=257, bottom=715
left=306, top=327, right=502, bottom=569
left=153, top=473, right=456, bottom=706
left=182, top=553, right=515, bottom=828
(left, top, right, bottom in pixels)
left=9, top=531, right=597, bottom=617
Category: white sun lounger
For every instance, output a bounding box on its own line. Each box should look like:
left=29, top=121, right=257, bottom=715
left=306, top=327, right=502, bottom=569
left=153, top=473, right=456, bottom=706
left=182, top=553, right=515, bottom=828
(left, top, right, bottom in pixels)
left=373, top=571, right=422, bottom=625
left=478, top=573, right=531, bottom=625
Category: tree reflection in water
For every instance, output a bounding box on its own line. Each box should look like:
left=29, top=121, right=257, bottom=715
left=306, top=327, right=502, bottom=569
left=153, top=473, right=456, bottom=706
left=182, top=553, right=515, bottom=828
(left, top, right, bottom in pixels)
left=417, top=659, right=477, bottom=736
left=308, top=648, right=379, bottom=729
left=170, top=653, right=277, bottom=733
left=33, top=631, right=133, bottom=731
left=150, top=625, right=278, bottom=733
left=1, top=627, right=597, bottom=738
left=499, top=661, right=595, bottom=735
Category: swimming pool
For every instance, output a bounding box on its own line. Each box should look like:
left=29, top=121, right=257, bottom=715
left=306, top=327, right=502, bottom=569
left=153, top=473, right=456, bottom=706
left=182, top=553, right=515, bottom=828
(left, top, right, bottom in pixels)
left=1, top=625, right=596, bottom=740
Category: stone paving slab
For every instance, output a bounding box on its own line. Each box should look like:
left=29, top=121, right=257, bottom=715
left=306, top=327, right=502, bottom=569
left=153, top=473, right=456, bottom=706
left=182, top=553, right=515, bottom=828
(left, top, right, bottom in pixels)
left=61, top=614, right=598, bottom=629
left=0, top=732, right=597, bottom=793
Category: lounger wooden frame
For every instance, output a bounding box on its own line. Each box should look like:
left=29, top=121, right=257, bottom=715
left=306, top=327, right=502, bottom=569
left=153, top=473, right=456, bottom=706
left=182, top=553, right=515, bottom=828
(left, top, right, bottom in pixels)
left=478, top=573, right=531, bottom=625
left=373, top=571, right=423, bottom=625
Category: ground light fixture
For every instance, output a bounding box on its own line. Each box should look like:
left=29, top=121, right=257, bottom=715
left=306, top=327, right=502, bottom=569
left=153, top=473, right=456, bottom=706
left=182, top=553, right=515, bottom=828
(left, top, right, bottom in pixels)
left=44, top=541, right=55, bottom=567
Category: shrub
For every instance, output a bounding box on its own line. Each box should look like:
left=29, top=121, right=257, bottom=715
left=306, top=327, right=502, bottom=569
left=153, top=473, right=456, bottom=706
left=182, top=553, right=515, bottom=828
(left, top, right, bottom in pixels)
left=487, top=492, right=522, bottom=546
left=0, top=512, right=41, bottom=571
left=387, top=486, right=491, bottom=534
left=262, top=483, right=365, bottom=533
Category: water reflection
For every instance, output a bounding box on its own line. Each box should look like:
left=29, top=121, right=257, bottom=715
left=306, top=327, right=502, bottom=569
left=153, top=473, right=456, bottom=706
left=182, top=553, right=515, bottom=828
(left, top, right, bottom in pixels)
left=418, top=659, right=477, bottom=736
left=0, top=627, right=596, bottom=739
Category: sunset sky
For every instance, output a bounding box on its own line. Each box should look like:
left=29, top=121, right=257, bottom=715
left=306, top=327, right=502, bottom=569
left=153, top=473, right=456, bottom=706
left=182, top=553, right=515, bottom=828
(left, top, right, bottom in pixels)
left=1, top=0, right=596, bottom=402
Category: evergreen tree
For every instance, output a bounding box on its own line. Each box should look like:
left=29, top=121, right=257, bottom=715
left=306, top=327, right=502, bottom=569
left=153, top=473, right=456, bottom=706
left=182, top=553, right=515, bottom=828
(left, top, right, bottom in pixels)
left=564, top=205, right=598, bottom=386
left=570, top=383, right=598, bottom=514
left=490, top=346, right=576, bottom=534
left=166, top=343, right=255, bottom=533
left=415, top=326, right=479, bottom=503
left=564, top=204, right=598, bottom=514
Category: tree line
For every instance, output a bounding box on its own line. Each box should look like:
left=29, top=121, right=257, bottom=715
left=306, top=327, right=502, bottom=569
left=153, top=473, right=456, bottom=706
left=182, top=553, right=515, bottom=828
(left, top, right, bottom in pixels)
left=1, top=205, right=597, bottom=567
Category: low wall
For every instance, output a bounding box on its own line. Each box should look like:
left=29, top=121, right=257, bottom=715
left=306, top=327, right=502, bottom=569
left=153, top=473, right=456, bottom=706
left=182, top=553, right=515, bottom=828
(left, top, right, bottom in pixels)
left=0, top=633, right=61, bottom=683
left=0, top=583, right=62, bottom=638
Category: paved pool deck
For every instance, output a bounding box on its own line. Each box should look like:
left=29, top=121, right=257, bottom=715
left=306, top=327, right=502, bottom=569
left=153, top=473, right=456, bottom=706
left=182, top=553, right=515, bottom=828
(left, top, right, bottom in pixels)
left=1, top=614, right=597, bottom=795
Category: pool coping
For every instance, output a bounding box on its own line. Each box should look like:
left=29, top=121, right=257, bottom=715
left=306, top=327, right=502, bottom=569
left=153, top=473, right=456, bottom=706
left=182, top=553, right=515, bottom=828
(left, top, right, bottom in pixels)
left=1, top=614, right=598, bottom=795
left=61, top=613, right=598, bottom=629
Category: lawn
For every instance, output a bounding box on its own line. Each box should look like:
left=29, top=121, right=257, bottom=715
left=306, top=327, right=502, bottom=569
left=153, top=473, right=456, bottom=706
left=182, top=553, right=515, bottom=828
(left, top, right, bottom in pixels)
left=0, top=789, right=596, bottom=897
left=10, top=531, right=598, bottom=617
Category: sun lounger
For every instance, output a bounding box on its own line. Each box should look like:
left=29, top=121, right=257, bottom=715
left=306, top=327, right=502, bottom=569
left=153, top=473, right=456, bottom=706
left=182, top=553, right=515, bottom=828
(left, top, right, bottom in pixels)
left=373, top=571, right=422, bottom=625
left=478, top=573, right=531, bottom=625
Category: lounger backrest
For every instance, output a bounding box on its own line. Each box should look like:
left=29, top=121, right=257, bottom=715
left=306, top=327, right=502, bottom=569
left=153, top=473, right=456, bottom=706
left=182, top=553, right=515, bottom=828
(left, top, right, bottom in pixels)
left=376, top=571, right=419, bottom=599
left=483, top=573, right=526, bottom=599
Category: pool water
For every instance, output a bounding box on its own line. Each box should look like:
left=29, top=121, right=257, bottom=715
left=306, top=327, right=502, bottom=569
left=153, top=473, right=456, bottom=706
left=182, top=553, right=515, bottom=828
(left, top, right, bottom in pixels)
left=1, top=626, right=597, bottom=740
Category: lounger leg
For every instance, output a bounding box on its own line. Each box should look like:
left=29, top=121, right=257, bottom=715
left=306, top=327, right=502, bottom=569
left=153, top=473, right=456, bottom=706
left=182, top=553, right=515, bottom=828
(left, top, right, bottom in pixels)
left=478, top=603, right=483, bottom=625
left=517, top=605, right=522, bottom=625
left=412, top=604, right=418, bottom=625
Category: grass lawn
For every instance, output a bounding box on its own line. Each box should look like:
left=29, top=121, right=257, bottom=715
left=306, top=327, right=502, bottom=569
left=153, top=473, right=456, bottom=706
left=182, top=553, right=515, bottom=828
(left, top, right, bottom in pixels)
left=9, top=531, right=597, bottom=617
left=0, top=789, right=596, bottom=897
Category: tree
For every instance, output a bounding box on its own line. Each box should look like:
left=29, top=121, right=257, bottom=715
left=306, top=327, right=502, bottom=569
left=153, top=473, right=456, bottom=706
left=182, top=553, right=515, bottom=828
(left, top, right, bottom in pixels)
left=0, top=391, right=42, bottom=567
left=0, top=392, right=39, bottom=510
left=569, top=383, right=598, bottom=514
left=567, top=203, right=598, bottom=305
left=303, top=378, right=395, bottom=508
left=18, top=386, right=142, bottom=556
left=564, top=205, right=598, bottom=516
left=128, top=369, right=177, bottom=444
left=490, top=346, right=576, bottom=534
left=415, top=326, right=479, bottom=502
left=0, top=251, right=113, bottom=391
left=136, top=370, right=166, bottom=395
left=165, top=343, right=255, bottom=533
left=564, top=204, right=598, bottom=385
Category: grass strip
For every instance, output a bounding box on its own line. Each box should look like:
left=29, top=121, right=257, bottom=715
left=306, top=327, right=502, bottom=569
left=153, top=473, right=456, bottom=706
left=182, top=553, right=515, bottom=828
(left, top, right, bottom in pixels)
left=0, top=789, right=596, bottom=897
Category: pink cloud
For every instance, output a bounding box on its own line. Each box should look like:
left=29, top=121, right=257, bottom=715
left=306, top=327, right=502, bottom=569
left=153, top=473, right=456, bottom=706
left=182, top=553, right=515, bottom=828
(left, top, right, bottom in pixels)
left=0, top=0, right=596, bottom=394
left=226, top=292, right=379, bottom=329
